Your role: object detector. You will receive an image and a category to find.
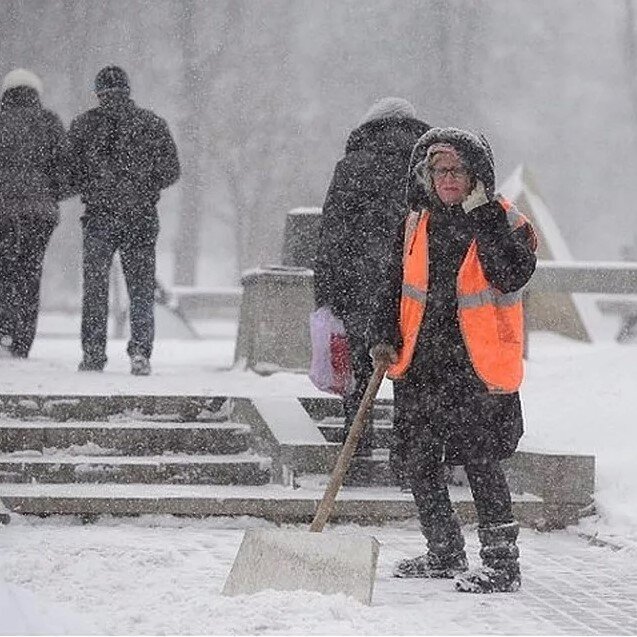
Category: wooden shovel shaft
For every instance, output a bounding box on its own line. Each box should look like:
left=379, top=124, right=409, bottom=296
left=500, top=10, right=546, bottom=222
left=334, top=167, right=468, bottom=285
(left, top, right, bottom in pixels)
left=309, top=363, right=387, bottom=532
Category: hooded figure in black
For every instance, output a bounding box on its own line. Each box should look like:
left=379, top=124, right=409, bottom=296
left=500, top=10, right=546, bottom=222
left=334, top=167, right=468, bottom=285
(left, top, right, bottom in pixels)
left=67, top=66, right=180, bottom=375
left=0, top=69, right=69, bottom=358
left=369, top=127, right=537, bottom=593
left=314, top=97, right=430, bottom=467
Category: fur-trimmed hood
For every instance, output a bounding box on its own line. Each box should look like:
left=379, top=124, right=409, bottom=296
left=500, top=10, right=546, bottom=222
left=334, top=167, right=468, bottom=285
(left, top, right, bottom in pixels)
left=407, top=127, right=496, bottom=210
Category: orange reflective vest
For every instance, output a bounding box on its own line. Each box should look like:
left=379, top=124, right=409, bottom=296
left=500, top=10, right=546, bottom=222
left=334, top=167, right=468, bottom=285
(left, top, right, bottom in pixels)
left=387, top=198, right=536, bottom=393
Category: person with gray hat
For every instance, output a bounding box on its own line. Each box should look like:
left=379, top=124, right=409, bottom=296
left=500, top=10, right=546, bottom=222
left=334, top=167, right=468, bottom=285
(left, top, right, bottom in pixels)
left=314, top=97, right=430, bottom=478
left=67, top=65, right=180, bottom=375
left=0, top=68, right=69, bottom=358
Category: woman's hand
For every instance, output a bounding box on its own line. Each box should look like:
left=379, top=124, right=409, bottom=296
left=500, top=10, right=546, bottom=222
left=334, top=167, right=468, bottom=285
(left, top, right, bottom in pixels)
left=461, top=180, right=489, bottom=214
left=369, top=343, right=398, bottom=367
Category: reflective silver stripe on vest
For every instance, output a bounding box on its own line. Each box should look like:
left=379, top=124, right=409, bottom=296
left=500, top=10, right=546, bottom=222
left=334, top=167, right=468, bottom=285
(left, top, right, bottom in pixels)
left=457, top=288, right=523, bottom=309
left=402, top=283, right=428, bottom=304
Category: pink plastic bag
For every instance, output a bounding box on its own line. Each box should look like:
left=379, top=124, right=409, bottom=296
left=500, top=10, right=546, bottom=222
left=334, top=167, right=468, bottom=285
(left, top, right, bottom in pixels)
left=309, top=306, right=354, bottom=396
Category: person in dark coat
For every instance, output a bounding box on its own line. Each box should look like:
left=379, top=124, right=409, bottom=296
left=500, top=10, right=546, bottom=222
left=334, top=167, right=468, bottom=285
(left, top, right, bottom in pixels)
left=0, top=69, right=68, bottom=358
left=369, top=127, right=537, bottom=593
left=314, top=97, right=430, bottom=465
left=67, top=66, right=180, bottom=375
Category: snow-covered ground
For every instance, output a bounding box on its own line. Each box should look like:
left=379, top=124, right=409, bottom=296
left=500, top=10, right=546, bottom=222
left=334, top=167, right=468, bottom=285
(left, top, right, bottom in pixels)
left=1, top=515, right=636, bottom=635
left=0, top=313, right=635, bottom=634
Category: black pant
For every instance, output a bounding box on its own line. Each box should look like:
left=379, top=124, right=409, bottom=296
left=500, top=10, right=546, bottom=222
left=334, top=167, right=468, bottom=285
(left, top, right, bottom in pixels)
left=0, top=212, right=56, bottom=357
left=81, top=214, right=158, bottom=364
left=341, top=311, right=374, bottom=452
left=404, top=388, right=515, bottom=540
left=409, top=449, right=514, bottom=534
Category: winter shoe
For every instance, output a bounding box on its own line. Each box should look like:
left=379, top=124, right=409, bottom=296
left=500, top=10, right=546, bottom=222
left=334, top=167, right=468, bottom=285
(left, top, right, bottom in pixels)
left=78, top=357, right=104, bottom=372
left=454, top=565, right=520, bottom=593
left=130, top=354, right=151, bottom=376
left=394, top=550, right=468, bottom=579
left=395, top=513, right=468, bottom=578
left=455, top=521, right=521, bottom=594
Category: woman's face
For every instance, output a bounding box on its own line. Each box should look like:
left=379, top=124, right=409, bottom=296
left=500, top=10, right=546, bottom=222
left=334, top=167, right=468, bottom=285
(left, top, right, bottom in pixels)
left=431, top=154, right=472, bottom=206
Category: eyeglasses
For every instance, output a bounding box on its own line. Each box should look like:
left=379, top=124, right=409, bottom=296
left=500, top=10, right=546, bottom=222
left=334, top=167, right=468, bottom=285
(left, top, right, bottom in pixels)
left=431, top=166, right=470, bottom=180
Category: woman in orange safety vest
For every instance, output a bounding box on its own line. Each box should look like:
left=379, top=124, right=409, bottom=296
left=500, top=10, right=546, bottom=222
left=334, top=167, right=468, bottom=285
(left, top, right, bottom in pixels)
left=369, top=127, right=537, bottom=593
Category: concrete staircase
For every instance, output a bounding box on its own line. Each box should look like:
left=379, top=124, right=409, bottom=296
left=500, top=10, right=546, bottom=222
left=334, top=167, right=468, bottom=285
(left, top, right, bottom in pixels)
left=316, top=403, right=403, bottom=487
left=0, top=397, right=271, bottom=519
left=0, top=394, right=594, bottom=528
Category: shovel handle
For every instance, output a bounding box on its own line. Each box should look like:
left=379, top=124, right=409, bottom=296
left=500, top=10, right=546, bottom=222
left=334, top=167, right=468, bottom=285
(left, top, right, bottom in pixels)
left=310, top=362, right=387, bottom=532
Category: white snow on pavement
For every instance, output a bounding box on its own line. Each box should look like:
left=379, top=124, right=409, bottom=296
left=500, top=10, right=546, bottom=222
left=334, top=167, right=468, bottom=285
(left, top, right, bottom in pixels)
left=0, top=318, right=636, bottom=633
left=2, top=515, right=633, bottom=635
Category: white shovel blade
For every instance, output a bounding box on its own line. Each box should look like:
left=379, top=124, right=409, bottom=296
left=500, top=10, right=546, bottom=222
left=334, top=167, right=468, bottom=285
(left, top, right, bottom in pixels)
left=222, top=529, right=380, bottom=605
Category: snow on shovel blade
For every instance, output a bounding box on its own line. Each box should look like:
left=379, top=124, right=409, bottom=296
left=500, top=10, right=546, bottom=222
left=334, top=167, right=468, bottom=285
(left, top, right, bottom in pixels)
left=222, top=529, right=380, bottom=605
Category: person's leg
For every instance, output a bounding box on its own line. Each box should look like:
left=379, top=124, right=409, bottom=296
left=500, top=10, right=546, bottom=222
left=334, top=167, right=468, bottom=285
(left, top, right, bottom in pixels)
left=80, top=217, right=117, bottom=369
left=11, top=218, right=56, bottom=358
left=393, top=383, right=467, bottom=578
left=341, top=311, right=374, bottom=455
left=390, top=380, right=411, bottom=489
left=119, top=217, right=158, bottom=369
left=0, top=208, right=21, bottom=352
left=456, top=458, right=520, bottom=593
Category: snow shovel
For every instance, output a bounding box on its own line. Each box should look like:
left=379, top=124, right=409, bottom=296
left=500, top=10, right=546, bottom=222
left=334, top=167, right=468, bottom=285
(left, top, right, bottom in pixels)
left=222, top=363, right=387, bottom=605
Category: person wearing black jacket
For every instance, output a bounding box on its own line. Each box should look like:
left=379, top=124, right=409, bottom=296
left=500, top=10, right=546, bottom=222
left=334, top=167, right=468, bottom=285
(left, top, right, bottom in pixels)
left=369, top=128, right=537, bottom=593
left=0, top=69, right=69, bottom=358
left=314, top=97, right=430, bottom=466
left=67, top=66, right=180, bottom=375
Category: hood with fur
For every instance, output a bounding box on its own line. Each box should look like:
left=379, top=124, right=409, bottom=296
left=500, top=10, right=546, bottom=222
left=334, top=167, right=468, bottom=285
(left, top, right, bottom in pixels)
left=407, top=127, right=495, bottom=210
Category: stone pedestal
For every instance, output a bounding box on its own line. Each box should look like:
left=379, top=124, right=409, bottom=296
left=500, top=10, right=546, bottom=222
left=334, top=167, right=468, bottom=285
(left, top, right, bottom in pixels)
left=281, top=207, right=322, bottom=269
left=234, top=208, right=322, bottom=373
left=234, top=266, right=314, bottom=373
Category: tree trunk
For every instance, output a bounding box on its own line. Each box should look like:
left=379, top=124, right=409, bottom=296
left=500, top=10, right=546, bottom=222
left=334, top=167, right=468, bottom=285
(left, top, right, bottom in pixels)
left=173, top=0, right=204, bottom=286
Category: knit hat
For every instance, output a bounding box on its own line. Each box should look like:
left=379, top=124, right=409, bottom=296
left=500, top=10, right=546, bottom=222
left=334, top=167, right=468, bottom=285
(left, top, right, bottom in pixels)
left=1, top=68, right=43, bottom=96
left=94, top=66, right=130, bottom=95
left=425, top=142, right=463, bottom=167
left=359, top=97, right=416, bottom=126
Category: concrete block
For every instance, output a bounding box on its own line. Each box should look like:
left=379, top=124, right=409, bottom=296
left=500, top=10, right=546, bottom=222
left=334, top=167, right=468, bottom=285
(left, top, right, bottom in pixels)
left=503, top=450, right=595, bottom=528
left=281, top=208, right=322, bottom=269
left=231, top=397, right=340, bottom=481
left=234, top=267, right=314, bottom=372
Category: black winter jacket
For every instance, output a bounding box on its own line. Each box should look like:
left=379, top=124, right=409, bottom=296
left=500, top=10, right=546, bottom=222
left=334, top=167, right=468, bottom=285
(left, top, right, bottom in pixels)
left=0, top=87, right=68, bottom=208
left=314, top=117, right=430, bottom=318
left=67, top=94, right=180, bottom=218
left=371, top=128, right=537, bottom=464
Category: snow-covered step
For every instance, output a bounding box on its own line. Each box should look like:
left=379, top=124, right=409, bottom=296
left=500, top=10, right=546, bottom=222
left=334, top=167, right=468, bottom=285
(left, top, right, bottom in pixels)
left=0, top=453, right=271, bottom=486
left=299, top=399, right=394, bottom=422
left=318, top=421, right=394, bottom=448
left=0, top=482, right=544, bottom=526
left=0, top=420, right=251, bottom=455
left=0, top=395, right=229, bottom=422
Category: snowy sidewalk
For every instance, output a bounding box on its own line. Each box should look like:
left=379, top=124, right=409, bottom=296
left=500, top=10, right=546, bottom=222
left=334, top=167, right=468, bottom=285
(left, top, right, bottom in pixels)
left=1, top=516, right=636, bottom=635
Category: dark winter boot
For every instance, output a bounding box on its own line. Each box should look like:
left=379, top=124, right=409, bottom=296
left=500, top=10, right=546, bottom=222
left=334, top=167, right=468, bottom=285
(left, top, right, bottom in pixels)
left=78, top=356, right=105, bottom=372
left=455, top=521, right=521, bottom=593
left=130, top=354, right=151, bottom=376
left=394, top=515, right=468, bottom=578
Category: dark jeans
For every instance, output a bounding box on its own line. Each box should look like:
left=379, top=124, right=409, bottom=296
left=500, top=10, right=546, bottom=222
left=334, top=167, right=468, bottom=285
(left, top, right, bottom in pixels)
left=341, top=311, right=374, bottom=453
left=0, top=211, right=56, bottom=357
left=81, top=214, right=158, bottom=364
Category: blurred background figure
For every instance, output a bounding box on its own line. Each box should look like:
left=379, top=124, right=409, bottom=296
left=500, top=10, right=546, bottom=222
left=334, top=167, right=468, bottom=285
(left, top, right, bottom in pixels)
left=0, top=68, right=68, bottom=358
left=67, top=65, right=180, bottom=376
left=314, top=97, right=430, bottom=472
